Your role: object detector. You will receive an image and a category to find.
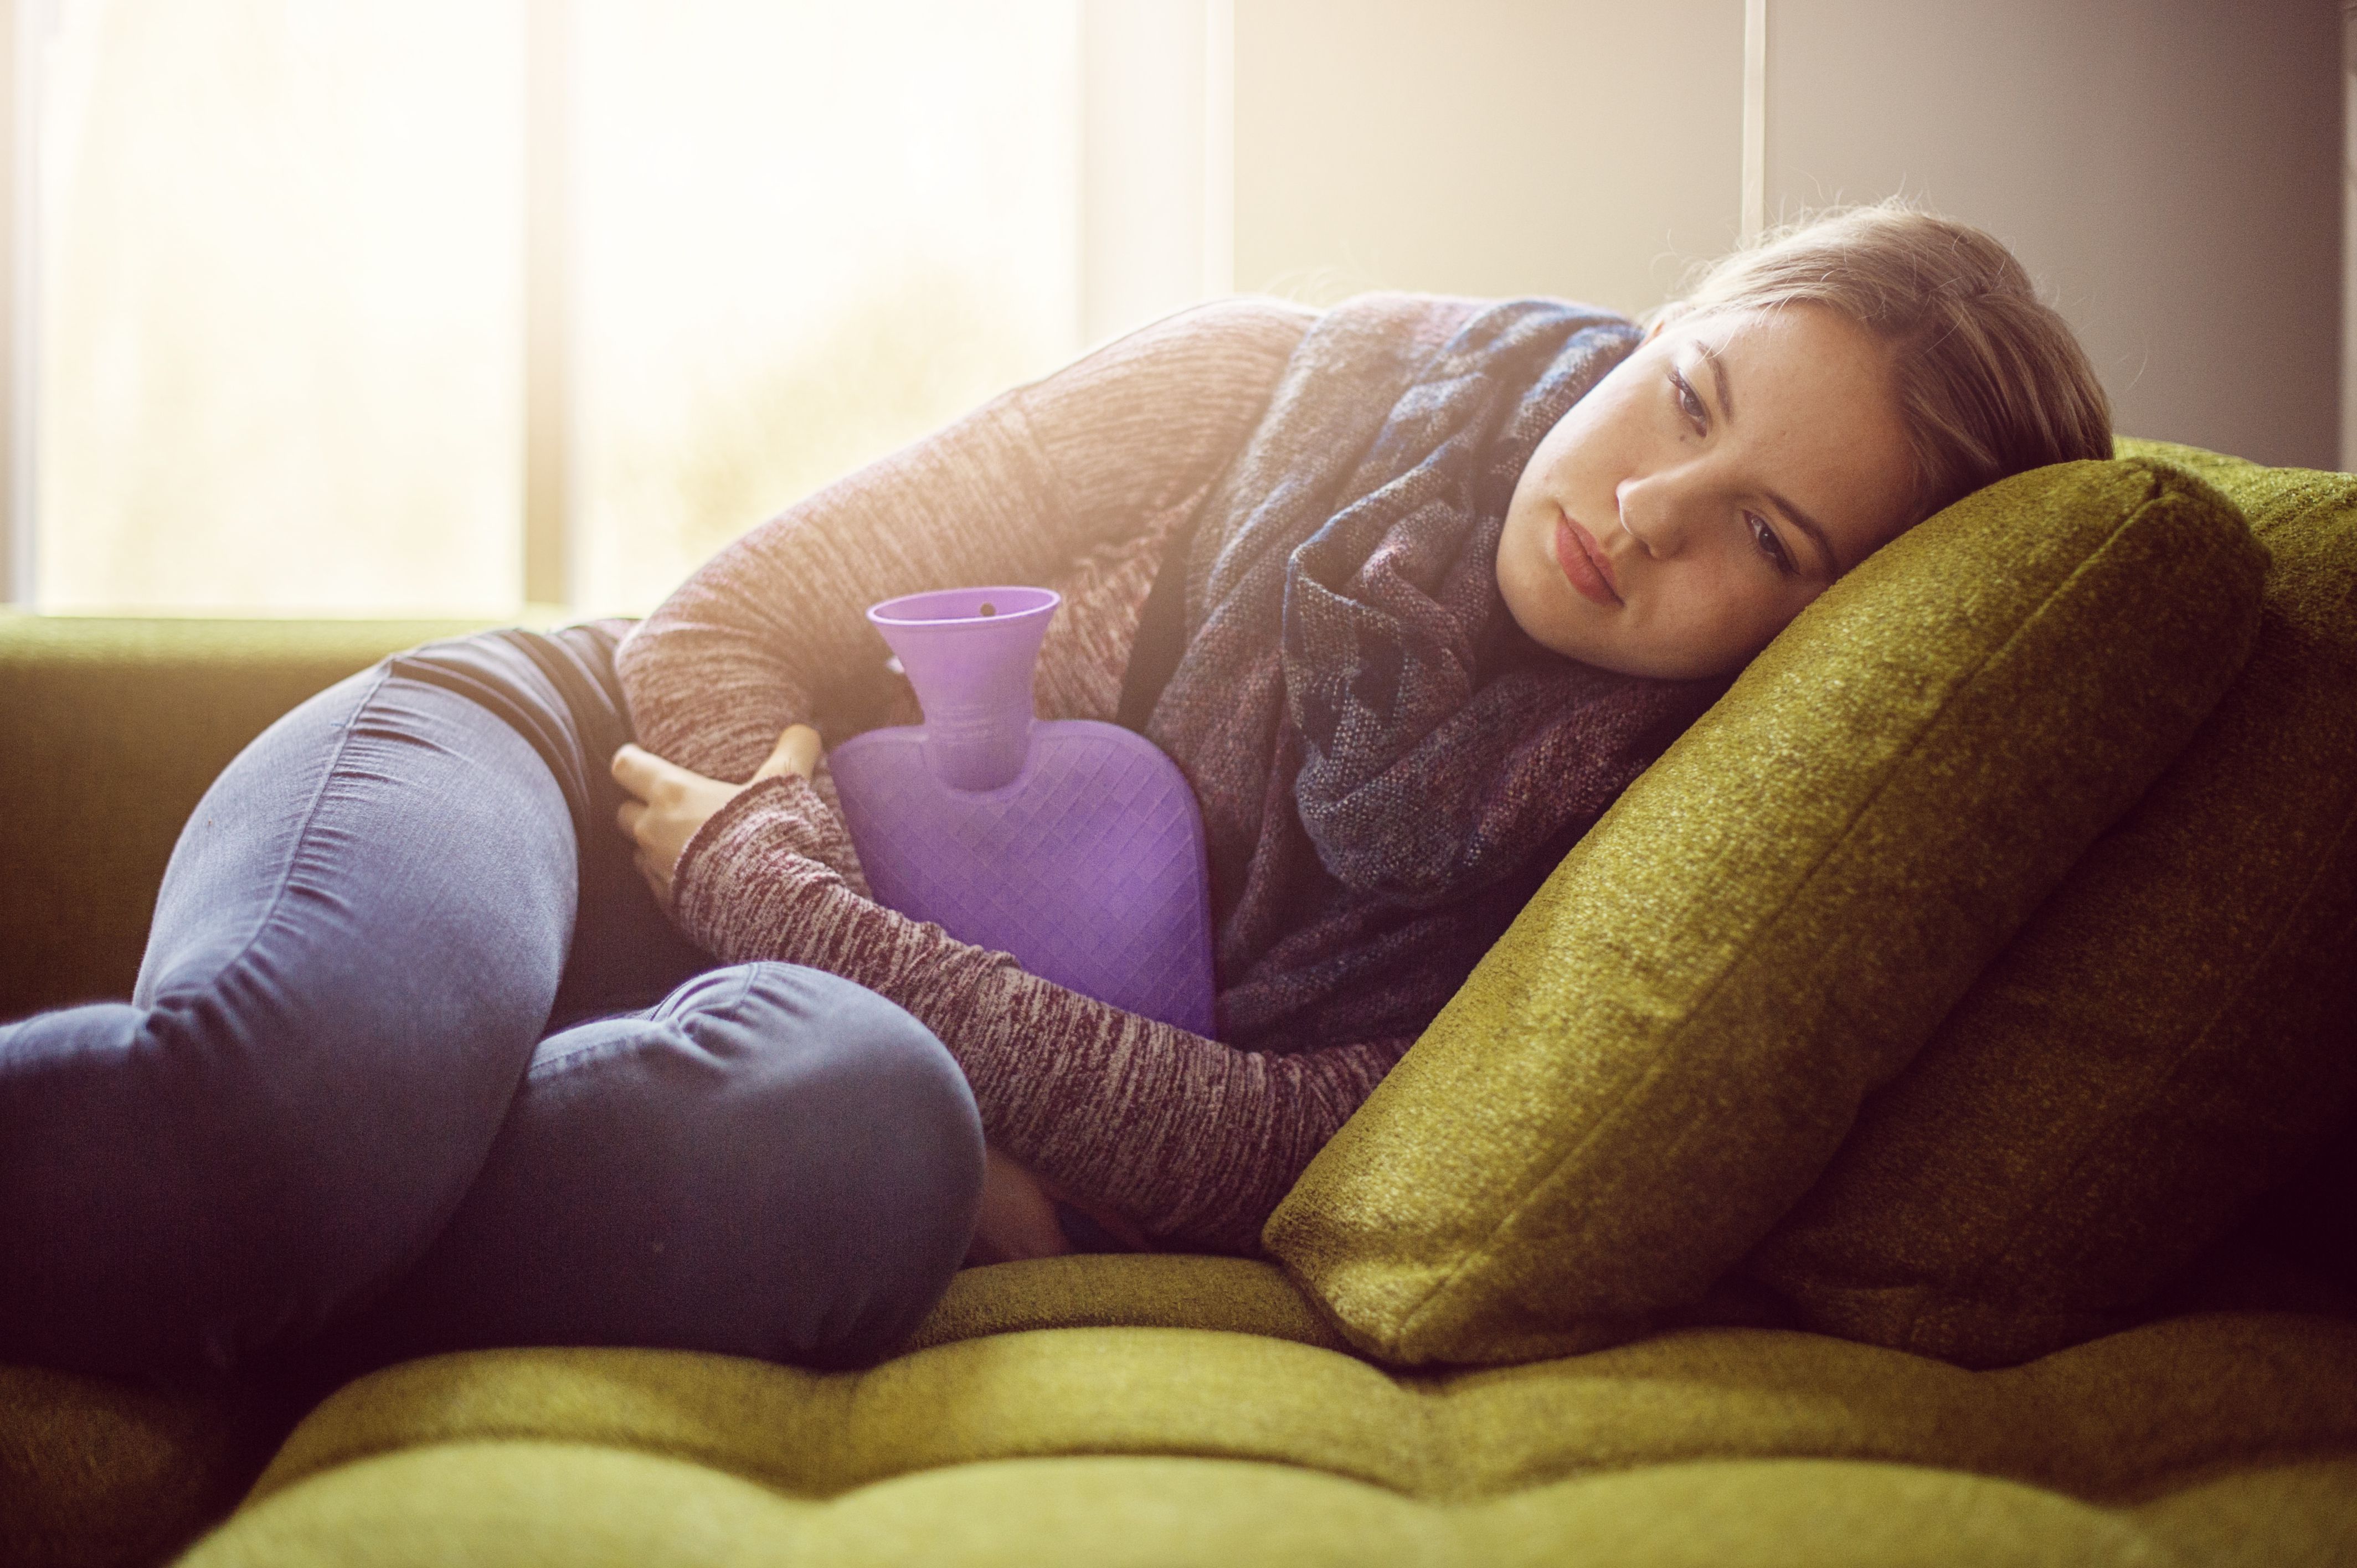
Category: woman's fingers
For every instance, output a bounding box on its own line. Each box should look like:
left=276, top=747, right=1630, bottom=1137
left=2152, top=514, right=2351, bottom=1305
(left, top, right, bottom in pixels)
left=608, top=742, right=751, bottom=893
left=611, top=737, right=813, bottom=899
left=752, top=724, right=822, bottom=784
left=610, top=742, right=663, bottom=800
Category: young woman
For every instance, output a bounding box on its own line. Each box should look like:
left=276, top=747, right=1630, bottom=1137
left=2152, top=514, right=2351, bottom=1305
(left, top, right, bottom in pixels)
left=0, top=204, right=2111, bottom=1380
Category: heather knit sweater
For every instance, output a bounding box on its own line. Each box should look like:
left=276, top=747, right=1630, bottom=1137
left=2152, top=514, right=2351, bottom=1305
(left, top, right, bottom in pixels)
left=620, top=297, right=1474, bottom=1254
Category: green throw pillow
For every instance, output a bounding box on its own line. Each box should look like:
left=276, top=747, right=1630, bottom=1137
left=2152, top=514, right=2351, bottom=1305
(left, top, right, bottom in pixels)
left=1747, top=441, right=2357, bottom=1366
left=1262, top=457, right=2266, bottom=1366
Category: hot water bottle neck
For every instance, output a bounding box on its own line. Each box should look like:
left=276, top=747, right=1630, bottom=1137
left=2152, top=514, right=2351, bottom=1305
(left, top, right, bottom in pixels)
left=826, top=586, right=1217, bottom=1036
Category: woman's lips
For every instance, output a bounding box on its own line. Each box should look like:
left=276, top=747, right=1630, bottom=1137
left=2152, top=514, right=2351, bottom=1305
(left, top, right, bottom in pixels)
left=1553, top=510, right=1622, bottom=607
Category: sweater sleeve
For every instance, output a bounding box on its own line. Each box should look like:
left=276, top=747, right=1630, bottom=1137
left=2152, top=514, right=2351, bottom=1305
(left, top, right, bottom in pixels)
left=613, top=297, right=1318, bottom=784
left=619, top=296, right=1415, bottom=1255
left=671, top=775, right=1411, bottom=1255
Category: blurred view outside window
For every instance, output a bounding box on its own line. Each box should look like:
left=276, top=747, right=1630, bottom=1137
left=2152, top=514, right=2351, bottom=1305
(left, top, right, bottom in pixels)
left=31, top=0, right=1081, bottom=617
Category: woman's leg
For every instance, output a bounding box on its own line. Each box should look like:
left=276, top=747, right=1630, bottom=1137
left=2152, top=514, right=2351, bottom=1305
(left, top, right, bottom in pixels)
left=0, top=663, right=578, bottom=1376
left=338, top=962, right=985, bottom=1370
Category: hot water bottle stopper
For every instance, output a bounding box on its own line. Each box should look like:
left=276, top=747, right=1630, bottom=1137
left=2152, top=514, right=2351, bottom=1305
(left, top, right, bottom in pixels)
left=826, top=586, right=1217, bottom=1036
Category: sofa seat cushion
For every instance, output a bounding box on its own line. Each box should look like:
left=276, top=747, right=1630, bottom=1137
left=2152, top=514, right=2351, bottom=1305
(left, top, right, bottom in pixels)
left=179, top=1448, right=2357, bottom=1568
left=166, top=1258, right=2357, bottom=1566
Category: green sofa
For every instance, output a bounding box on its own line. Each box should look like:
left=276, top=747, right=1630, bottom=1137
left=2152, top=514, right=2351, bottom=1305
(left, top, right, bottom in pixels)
left=4, top=441, right=2354, bottom=1567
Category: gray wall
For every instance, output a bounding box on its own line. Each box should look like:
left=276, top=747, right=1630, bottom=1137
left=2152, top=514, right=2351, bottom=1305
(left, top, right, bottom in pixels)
left=1227, top=0, right=2344, bottom=471
left=2344, top=7, right=2355, bottom=472
left=1763, top=0, right=2340, bottom=469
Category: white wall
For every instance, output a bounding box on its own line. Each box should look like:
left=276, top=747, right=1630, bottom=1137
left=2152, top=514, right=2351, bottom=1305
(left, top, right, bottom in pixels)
left=1232, top=0, right=1744, bottom=318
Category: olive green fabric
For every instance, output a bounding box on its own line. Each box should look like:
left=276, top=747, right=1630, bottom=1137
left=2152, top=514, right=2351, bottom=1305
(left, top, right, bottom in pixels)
left=186, top=1450, right=2355, bottom=1568
left=904, top=1254, right=1353, bottom=1353
left=0, top=614, right=495, bottom=1019
left=0, top=1363, right=282, bottom=1568
left=235, top=1298, right=2357, bottom=1510
left=1263, top=458, right=2266, bottom=1366
left=171, top=1254, right=2357, bottom=1567
left=12, top=1265, right=2357, bottom=1565
left=1748, top=442, right=2357, bottom=1367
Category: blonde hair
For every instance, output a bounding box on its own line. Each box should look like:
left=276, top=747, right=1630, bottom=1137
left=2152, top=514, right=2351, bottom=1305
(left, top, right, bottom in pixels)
left=1654, top=201, right=2113, bottom=526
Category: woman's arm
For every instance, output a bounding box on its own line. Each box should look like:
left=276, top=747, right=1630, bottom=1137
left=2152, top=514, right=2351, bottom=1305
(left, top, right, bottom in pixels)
left=616, top=297, right=1355, bottom=1252
left=670, top=775, right=1411, bottom=1255
left=613, top=297, right=1317, bottom=786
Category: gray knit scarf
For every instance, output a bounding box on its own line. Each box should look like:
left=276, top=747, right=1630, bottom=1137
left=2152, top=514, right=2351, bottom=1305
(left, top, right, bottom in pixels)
left=1145, top=295, right=1727, bottom=1049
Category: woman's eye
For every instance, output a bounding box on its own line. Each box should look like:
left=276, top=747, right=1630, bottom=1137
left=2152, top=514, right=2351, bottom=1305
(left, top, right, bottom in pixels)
left=1748, top=512, right=1795, bottom=575
left=1670, top=369, right=1707, bottom=432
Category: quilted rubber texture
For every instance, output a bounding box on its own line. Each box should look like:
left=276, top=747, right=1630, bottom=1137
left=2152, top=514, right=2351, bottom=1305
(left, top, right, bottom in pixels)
left=830, top=719, right=1216, bottom=1034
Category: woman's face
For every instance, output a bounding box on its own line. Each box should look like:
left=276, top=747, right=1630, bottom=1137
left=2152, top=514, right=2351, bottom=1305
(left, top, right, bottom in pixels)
left=1496, top=303, right=1918, bottom=680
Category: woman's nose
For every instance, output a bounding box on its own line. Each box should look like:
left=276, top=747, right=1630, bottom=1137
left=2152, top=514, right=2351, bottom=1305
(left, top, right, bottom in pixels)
left=1616, top=473, right=1689, bottom=557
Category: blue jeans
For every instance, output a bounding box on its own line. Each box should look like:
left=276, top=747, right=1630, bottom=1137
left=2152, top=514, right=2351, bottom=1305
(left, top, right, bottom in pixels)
left=0, top=626, right=984, bottom=1378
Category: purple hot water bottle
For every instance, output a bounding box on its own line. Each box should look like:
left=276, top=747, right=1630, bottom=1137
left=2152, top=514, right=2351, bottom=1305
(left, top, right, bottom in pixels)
left=825, top=586, right=1217, bottom=1036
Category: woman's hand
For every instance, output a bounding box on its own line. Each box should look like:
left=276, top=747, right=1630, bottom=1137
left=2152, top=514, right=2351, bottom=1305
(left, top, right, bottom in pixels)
left=964, top=1146, right=1153, bottom=1266
left=965, top=1145, right=1072, bottom=1266
left=611, top=726, right=819, bottom=907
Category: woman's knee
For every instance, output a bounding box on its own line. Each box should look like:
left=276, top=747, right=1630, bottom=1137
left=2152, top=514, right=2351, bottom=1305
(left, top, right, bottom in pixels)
left=372, top=962, right=985, bottom=1370
left=674, top=952, right=985, bottom=1282
left=0, top=988, right=536, bottom=1375
left=684, top=961, right=983, bottom=1176
left=642, top=962, right=987, bottom=1360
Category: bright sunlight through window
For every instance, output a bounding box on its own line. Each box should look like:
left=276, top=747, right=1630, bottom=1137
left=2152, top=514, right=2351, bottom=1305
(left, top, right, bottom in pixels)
left=32, top=0, right=1081, bottom=618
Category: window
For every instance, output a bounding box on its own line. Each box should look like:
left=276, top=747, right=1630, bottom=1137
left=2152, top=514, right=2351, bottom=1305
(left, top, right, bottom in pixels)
left=7, top=1, right=1224, bottom=617
left=567, top=1, right=1080, bottom=616
left=37, top=0, right=527, bottom=615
